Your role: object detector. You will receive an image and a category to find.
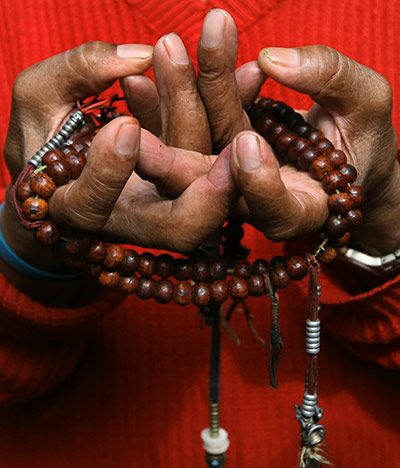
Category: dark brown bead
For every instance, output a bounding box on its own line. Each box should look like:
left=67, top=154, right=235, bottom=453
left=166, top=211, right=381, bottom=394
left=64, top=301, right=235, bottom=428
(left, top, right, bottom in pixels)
left=64, top=255, right=85, bottom=271
left=30, top=172, right=56, bottom=199
left=63, top=150, right=86, bottom=179
left=275, top=132, right=297, bottom=153
left=293, top=121, right=312, bottom=137
left=42, top=150, right=63, bottom=166
left=285, top=112, right=304, bottom=129
left=256, top=98, right=275, bottom=112
left=334, top=232, right=351, bottom=247
left=266, top=122, right=287, bottom=143
left=156, top=253, right=175, bottom=278
left=307, top=128, right=324, bottom=143
left=346, top=209, right=363, bottom=227
left=64, top=237, right=91, bottom=255
left=209, top=260, right=227, bottom=280
left=16, top=181, right=34, bottom=201
left=154, top=279, right=173, bottom=303
left=252, top=259, right=270, bottom=276
left=319, top=246, right=337, bottom=263
left=314, top=138, right=334, bottom=153
left=136, top=277, right=155, bottom=300
left=271, top=101, right=292, bottom=119
left=86, top=240, right=107, bottom=263
left=298, top=147, right=322, bottom=171
left=338, top=164, right=357, bottom=183
left=118, top=275, right=138, bottom=295
left=174, top=258, right=193, bottom=280
left=35, top=220, right=60, bottom=246
left=321, top=170, right=348, bottom=194
left=138, top=252, right=157, bottom=278
left=309, top=155, right=334, bottom=180
left=104, top=244, right=125, bottom=269
left=173, top=281, right=192, bottom=306
left=228, top=277, right=249, bottom=300
left=328, top=193, right=353, bottom=214
left=233, top=260, right=251, bottom=278
left=269, top=265, right=291, bottom=289
left=256, top=114, right=277, bottom=135
left=22, top=197, right=49, bottom=221
left=210, top=280, right=229, bottom=304
left=247, top=275, right=266, bottom=297
left=46, top=160, right=71, bottom=186
left=120, top=249, right=139, bottom=276
left=192, top=282, right=211, bottom=306
left=192, top=261, right=209, bottom=282
left=287, top=137, right=311, bottom=160
left=347, top=185, right=364, bottom=207
left=84, top=263, right=102, bottom=278
left=326, top=149, right=347, bottom=168
left=271, top=256, right=286, bottom=267
left=325, top=215, right=349, bottom=238
left=286, top=255, right=308, bottom=280
left=98, top=270, right=120, bottom=287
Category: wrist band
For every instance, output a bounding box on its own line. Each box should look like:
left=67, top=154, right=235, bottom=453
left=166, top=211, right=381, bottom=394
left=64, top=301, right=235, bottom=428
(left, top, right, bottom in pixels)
left=0, top=202, right=81, bottom=280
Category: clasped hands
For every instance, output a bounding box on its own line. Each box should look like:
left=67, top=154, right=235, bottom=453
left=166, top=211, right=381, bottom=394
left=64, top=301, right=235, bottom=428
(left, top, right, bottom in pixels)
left=3, top=8, right=399, bottom=274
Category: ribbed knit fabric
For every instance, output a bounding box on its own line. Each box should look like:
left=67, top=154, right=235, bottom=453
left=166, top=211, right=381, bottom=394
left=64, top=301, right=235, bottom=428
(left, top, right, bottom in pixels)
left=0, top=0, right=399, bottom=467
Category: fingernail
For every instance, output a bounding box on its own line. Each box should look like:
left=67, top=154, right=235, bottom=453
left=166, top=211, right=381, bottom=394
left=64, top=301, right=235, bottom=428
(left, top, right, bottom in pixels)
left=260, top=47, right=300, bottom=67
left=201, top=9, right=226, bottom=48
left=163, top=33, right=190, bottom=65
left=117, top=44, right=153, bottom=59
left=115, top=122, right=139, bottom=156
left=234, top=134, right=261, bottom=171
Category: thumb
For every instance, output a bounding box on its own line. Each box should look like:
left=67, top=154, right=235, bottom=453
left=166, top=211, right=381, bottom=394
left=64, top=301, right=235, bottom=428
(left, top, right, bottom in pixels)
left=258, top=45, right=392, bottom=122
left=50, top=117, right=140, bottom=231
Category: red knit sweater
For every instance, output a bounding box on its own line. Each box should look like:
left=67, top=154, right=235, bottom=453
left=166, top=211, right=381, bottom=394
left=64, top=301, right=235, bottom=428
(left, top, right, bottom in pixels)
left=0, top=1, right=399, bottom=467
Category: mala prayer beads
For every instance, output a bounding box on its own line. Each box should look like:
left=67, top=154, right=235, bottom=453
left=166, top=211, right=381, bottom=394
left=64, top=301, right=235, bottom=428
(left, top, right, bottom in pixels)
left=11, top=95, right=364, bottom=468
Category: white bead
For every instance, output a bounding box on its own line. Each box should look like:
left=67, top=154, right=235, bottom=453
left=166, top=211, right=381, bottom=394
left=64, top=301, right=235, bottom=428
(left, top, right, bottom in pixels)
left=201, top=428, right=230, bottom=455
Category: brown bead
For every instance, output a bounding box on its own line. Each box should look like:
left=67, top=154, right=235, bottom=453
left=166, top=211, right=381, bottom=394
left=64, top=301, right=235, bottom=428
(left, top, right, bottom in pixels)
left=30, top=172, right=56, bottom=199
left=46, top=160, right=71, bottom=186
left=319, top=246, right=337, bottom=263
left=247, top=275, right=266, bottom=297
left=173, top=281, right=192, bottom=306
left=285, top=112, right=304, bottom=129
left=99, top=270, right=120, bottom=287
left=346, top=209, right=363, bottom=227
left=42, top=150, right=63, bottom=166
left=321, top=170, right=348, bottom=194
left=286, top=255, right=308, bottom=280
left=252, top=259, right=270, bottom=276
left=84, top=263, right=102, bottom=278
left=120, top=249, right=139, bottom=276
left=136, top=277, right=155, bottom=300
left=209, top=260, right=227, bottom=280
left=154, top=279, right=173, bottom=303
left=275, top=132, right=297, bottom=153
left=269, top=265, right=291, bottom=289
left=64, top=255, right=85, bottom=271
left=138, top=252, right=157, bottom=278
left=86, top=240, right=107, bottom=263
left=293, top=121, right=312, bottom=137
left=307, top=128, right=324, bottom=143
left=16, top=181, right=34, bottom=201
left=266, top=122, right=287, bottom=143
left=174, top=258, right=193, bottom=280
left=192, top=261, right=209, bottom=282
left=228, top=277, right=249, bottom=300
left=35, top=220, right=60, bottom=246
left=287, top=137, right=311, bottom=160
left=64, top=237, right=91, bottom=255
left=314, top=138, right=334, bottom=153
left=104, top=244, right=125, bottom=269
left=256, top=114, right=277, bottom=135
left=309, top=155, right=334, bottom=180
left=338, top=164, right=357, bottom=183
left=334, top=232, right=351, bottom=247
left=156, top=254, right=175, bottom=278
left=347, top=185, right=364, bottom=207
left=192, top=282, right=211, bottom=306
left=298, top=147, right=322, bottom=171
left=63, top=150, right=86, bottom=179
left=118, top=275, right=138, bottom=295
left=233, top=260, right=251, bottom=278
left=325, top=215, right=349, bottom=238
left=271, top=255, right=286, bottom=267
left=22, top=197, right=49, bottom=221
left=326, top=149, right=347, bottom=168
left=210, top=280, right=229, bottom=304
left=328, top=193, right=353, bottom=214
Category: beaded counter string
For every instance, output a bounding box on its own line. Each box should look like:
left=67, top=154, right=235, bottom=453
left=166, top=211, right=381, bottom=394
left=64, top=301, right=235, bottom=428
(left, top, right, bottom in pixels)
left=11, top=95, right=364, bottom=467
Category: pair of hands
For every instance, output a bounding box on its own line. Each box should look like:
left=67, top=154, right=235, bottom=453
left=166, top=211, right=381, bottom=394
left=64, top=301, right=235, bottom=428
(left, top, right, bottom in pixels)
left=2, top=9, right=399, bottom=277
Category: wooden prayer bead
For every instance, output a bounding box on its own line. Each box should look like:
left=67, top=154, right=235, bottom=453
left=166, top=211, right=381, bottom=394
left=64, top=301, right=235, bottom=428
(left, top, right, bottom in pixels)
left=46, top=160, right=71, bottom=186
left=285, top=112, right=304, bottom=129
left=298, top=147, right=322, bottom=171
left=333, top=232, right=351, bottom=247
left=157, top=253, right=175, bottom=278
left=136, top=277, right=155, bottom=300
left=252, top=259, right=270, bottom=275
left=321, top=170, right=348, bottom=194
left=84, top=263, right=102, bottom=278
left=286, top=255, right=308, bottom=280
left=228, top=277, right=249, bottom=300
left=233, top=260, right=251, bottom=278
left=325, top=215, right=349, bottom=238
left=154, top=279, right=173, bottom=303
left=293, top=121, right=312, bottom=137
left=86, top=240, right=107, bottom=263
left=192, top=282, right=211, bottom=306
left=64, top=236, right=91, bottom=255
left=307, top=129, right=324, bottom=143
left=173, top=281, right=192, bottom=306
left=328, top=193, right=353, bottom=214
left=174, top=258, right=193, bottom=280
left=275, top=132, right=297, bottom=153
left=266, top=122, right=287, bottom=143
left=271, top=256, right=286, bottom=267
left=30, top=172, right=56, bottom=199
left=314, top=138, right=334, bottom=153
left=104, top=244, right=125, bottom=269
left=345, top=209, right=363, bottom=227
left=256, top=114, right=277, bottom=134
left=326, top=149, right=347, bottom=168
left=338, top=164, right=357, bottom=183
left=99, top=270, right=120, bottom=287
left=309, top=156, right=334, bottom=180
left=42, top=150, right=63, bottom=166
left=347, top=185, right=364, bottom=207
left=63, top=150, right=86, bottom=179
left=192, top=261, right=209, bottom=282
left=16, top=181, right=34, bottom=201
left=271, top=101, right=292, bottom=119
left=118, top=275, right=138, bottom=295
left=287, top=137, right=311, bottom=160
left=22, top=197, right=49, bottom=221
left=138, top=252, right=157, bottom=278
left=247, top=274, right=265, bottom=296
left=35, top=220, right=60, bottom=246
left=210, top=280, right=229, bottom=304
left=209, top=260, right=227, bottom=280
left=269, top=265, right=291, bottom=289
left=319, top=246, right=337, bottom=263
